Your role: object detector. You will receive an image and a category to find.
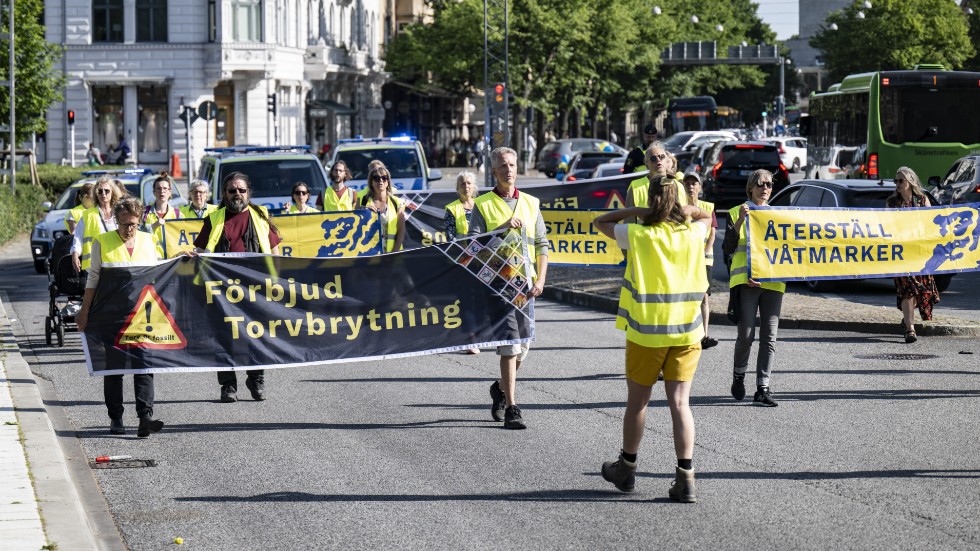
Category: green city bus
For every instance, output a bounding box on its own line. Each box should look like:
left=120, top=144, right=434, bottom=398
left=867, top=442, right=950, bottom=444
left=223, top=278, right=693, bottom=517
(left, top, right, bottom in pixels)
left=802, top=65, right=980, bottom=185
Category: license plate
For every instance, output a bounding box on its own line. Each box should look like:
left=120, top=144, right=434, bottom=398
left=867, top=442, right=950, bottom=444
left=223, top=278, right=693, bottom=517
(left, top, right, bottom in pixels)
left=739, top=169, right=753, bottom=176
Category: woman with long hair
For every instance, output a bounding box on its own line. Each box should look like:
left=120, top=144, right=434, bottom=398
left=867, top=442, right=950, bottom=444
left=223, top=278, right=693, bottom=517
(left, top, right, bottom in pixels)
left=287, top=181, right=319, bottom=213
left=71, top=176, right=126, bottom=273
left=360, top=165, right=406, bottom=252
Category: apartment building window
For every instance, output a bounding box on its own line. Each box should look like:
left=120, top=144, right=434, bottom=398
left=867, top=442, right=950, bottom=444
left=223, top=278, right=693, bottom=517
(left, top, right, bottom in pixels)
left=137, top=0, right=168, bottom=42
left=232, top=0, right=263, bottom=42
left=93, top=0, right=124, bottom=43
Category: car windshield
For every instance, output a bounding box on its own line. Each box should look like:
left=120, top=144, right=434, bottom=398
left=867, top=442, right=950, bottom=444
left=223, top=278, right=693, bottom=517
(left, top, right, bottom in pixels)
left=335, top=147, right=423, bottom=180
left=217, top=159, right=329, bottom=197
left=723, top=147, right=780, bottom=166
left=850, top=190, right=894, bottom=208
left=53, top=187, right=83, bottom=210
left=662, top=133, right=696, bottom=148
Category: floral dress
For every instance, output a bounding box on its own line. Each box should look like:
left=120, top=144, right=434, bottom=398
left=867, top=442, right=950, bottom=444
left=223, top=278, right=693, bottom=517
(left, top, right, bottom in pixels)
left=887, top=193, right=939, bottom=320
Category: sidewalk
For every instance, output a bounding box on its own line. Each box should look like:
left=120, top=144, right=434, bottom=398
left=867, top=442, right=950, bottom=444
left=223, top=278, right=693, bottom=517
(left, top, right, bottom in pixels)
left=544, top=265, right=980, bottom=337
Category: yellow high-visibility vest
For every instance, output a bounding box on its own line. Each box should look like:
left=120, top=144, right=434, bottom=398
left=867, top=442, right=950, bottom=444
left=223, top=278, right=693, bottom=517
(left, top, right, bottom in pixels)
left=204, top=207, right=272, bottom=253
left=96, top=230, right=158, bottom=263
left=473, top=191, right=540, bottom=280
left=78, top=206, right=113, bottom=271
left=66, top=205, right=86, bottom=230
left=287, top=204, right=320, bottom=214
left=727, top=204, right=785, bottom=293
left=628, top=175, right=688, bottom=208
left=142, top=205, right=182, bottom=258
left=320, top=186, right=357, bottom=212
left=445, top=200, right=470, bottom=236
left=697, top=199, right=715, bottom=267
left=179, top=204, right=218, bottom=219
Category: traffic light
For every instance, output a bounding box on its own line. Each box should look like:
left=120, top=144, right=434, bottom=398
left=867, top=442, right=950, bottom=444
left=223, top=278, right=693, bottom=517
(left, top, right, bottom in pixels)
left=67, top=110, right=75, bottom=126
left=494, top=83, right=505, bottom=103
left=267, top=93, right=277, bottom=117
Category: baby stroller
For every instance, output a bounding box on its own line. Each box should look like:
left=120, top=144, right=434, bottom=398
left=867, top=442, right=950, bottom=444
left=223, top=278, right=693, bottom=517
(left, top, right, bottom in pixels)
left=45, top=235, right=85, bottom=347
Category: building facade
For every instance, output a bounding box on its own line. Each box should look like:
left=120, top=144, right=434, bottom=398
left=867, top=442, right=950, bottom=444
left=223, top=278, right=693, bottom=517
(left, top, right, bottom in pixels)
left=45, top=0, right=388, bottom=172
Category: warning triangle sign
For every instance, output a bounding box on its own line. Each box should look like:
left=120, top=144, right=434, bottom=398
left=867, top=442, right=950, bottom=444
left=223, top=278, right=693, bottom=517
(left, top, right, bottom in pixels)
left=114, top=285, right=187, bottom=349
left=604, top=190, right=627, bottom=209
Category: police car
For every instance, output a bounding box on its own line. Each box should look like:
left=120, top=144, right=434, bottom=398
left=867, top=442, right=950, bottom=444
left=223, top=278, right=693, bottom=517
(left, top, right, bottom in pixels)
left=328, top=136, right=441, bottom=192
left=29, top=168, right=187, bottom=274
left=195, top=145, right=330, bottom=214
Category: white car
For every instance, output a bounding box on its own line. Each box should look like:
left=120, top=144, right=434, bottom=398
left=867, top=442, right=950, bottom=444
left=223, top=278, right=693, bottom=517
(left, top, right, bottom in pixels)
left=769, top=137, right=807, bottom=173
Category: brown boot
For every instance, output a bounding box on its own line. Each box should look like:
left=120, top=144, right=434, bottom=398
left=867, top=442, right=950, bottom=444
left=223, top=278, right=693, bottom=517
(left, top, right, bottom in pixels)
left=668, top=466, right=697, bottom=503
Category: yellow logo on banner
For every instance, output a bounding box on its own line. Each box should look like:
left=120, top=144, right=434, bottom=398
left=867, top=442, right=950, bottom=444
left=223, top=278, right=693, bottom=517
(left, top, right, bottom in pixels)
left=114, top=286, right=187, bottom=349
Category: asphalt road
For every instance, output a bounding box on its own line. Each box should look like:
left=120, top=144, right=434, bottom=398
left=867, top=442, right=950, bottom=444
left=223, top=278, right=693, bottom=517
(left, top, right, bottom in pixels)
left=2, top=234, right=980, bottom=550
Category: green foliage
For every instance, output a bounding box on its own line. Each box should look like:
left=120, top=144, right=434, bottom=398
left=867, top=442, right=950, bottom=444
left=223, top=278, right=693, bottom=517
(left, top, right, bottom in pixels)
left=16, top=164, right=101, bottom=200
left=0, top=0, right=67, bottom=143
left=811, top=0, right=975, bottom=84
left=0, top=183, right=46, bottom=246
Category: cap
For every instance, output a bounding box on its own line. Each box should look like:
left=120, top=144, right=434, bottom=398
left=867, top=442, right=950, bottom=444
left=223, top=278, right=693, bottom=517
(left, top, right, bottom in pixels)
left=643, top=123, right=658, bottom=136
left=682, top=172, right=701, bottom=184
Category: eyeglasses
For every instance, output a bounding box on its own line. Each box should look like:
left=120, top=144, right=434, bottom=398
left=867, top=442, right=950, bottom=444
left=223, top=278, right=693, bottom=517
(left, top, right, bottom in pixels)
left=372, top=175, right=391, bottom=182
left=225, top=187, right=248, bottom=195
left=96, top=189, right=112, bottom=195
left=647, top=153, right=668, bottom=162
left=118, top=223, right=139, bottom=229
left=755, top=182, right=773, bottom=189
left=293, top=190, right=309, bottom=196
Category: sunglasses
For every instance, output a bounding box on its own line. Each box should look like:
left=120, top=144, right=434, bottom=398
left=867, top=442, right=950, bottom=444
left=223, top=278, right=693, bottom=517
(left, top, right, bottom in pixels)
left=895, top=178, right=908, bottom=184
left=293, top=190, right=309, bottom=196
left=225, top=187, right=248, bottom=195
left=755, top=182, right=773, bottom=189
left=96, top=188, right=113, bottom=195
left=372, top=175, right=391, bottom=182
left=647, top=153, right=668, bottom=162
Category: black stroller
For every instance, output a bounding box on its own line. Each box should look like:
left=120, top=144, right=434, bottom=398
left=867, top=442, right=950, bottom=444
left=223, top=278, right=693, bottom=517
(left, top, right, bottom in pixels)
left=45, top=235, right=86, bottom=346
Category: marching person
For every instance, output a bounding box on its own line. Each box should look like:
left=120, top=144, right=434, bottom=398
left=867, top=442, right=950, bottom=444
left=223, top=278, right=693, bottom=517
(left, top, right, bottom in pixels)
left=445, top=170, right=481, bottom=355
left=140, top=172, right=182, bottom=257
left=65, top=183, right=95, bottom=233
left=467, top=147, right=549, bottom=430
left=287, top=182, right=319, bottom=214
left=179, top=180, right=218, bottom=218
left=72, top=177, right=126, bottom=274
left=360, top=165, right=406, bottom=253
left=595, top=175, right=711, bottom=501
left=886, top=166, right=939, bottom=343
left=683, top=172, right=718, bottom=349
left=626, top=142, right=687, bottom=214
left=316, top=160, right=358, bottom=212
left=193, top=172, right=282, bottom=403
left=722, top=169, right=784, bottom=407
left=76, top=197, right=165, bottom=437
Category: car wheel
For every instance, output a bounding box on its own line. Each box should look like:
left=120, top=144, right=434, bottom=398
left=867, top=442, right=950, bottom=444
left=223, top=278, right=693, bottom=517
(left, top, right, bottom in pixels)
left=34, top=259, right=46, bottom=274
left=791, top=158, right=801, bottom=173
left=805, top=279, right=833, bottom=293
left=934, top=274, right=953, bottom=293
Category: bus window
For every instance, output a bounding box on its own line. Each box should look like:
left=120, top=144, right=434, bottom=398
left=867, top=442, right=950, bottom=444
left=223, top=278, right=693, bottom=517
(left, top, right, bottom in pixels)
left=880, top=87, right=980, bottom=144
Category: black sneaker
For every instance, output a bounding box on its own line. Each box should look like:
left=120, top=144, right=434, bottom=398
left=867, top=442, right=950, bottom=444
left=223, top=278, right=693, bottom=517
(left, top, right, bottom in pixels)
left=220, top=386, right=237, bottom=403
left=731, top=374, right=746, bottom=401
left=109, top=418, right=125, bottom=435
left=753, top=387, right=778, bottom=407
left=246, top=377, right=266, bottom=401
left=701, top=336, right=719, bottom=349
left=601, top=456, right=637, bottom=493
left=490, top=381, right=506, bottom=422
left=137, top=417, right=164, bottom=438
left=503, top=405, right=526, bottom=430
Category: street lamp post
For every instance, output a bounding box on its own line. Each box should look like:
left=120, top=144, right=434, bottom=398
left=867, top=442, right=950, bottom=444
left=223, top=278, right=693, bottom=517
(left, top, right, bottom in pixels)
left=778, top=56, right=786, bottom=120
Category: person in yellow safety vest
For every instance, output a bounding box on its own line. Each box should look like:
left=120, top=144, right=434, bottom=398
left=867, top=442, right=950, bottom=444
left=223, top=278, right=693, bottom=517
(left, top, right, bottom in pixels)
left=683, top=172, right=719, bottom=349
left=445, top=170, right=481, bottom=355
left=65, top=182, right=95, bottom=233
left=71, top=176, right=126, bottom=273
left=625, top=142, right=687, bottom=213
left=360, top=165, right=406, bottom=253
left=467, top=146, right=550, bottom=431
left=622, top=123, right=659, bottom=174
left=721, top=169, right=785, bottom=408
left=192, top=171, right=282, bottom=404
left=140, top=172, right=183, bottom=258
left=179, top=180, right=219, bottom=218
left=76, top=197, right=165, bottom=438
left=594, top=174, right=712, bottom=502
left=317, top=160, right=358, bottom=212
left=287, top=181, right=319, bottom=214
left=356, top=159, right=387, bottom=204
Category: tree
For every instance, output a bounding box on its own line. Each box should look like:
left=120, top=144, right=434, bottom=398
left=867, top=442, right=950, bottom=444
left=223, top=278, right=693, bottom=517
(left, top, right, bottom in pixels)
left=0, top=0, right=66, bottom=144
left=811, top=0, right=974, bottom=84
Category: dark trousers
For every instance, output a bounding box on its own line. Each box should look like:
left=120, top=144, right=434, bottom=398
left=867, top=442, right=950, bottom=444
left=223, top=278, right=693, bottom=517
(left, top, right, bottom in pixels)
left=104, top=374, right=154, bottom=420
left=217, top=370, right=264, bottom=390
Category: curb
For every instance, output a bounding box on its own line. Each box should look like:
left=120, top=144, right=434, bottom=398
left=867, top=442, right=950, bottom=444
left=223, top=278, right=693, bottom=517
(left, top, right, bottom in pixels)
left=543, top=286, right=980, bottom=337
left=0, top=292, right=125, bottom=551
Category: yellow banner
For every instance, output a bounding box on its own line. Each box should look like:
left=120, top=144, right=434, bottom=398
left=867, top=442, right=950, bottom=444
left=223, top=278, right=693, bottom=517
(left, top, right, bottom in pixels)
left=747, top=203, right=980, bottom=281
left=160, top=211, right=382, bottom=258
left=542, top=209, right=622, bottom=266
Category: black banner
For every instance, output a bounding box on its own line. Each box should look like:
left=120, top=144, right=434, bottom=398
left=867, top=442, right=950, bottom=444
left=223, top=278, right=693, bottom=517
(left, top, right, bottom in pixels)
left=82, top=231, right=535, bottom=375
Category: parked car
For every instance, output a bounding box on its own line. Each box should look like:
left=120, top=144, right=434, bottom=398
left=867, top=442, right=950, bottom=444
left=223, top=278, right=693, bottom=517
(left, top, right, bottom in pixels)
left=688, top=136, right=737, bottom=176
left=768, top=137, right=808, bottom=173
left=661, top=130, right=738, bottom=156
left=931, top=155, right=980, bottom=206
left=767, top=178, right=953, bottom=292
left=591, top=158, right=628, bottom=179
left=702, top=141, right=790, bottom=209
left=535, top=139, right=627, bottom=177
left=805, top=144, right=861, bottom=180
left=562, top=152, right=625, bottom=182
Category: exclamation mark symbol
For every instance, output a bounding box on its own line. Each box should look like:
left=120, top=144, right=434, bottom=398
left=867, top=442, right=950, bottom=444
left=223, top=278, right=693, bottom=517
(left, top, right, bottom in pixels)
left=144, top=301, right=153, bottom=332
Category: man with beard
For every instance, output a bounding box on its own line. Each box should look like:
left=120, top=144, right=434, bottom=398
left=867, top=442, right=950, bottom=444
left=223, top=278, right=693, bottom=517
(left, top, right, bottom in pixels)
left=194, top=172, right=282, bottom=403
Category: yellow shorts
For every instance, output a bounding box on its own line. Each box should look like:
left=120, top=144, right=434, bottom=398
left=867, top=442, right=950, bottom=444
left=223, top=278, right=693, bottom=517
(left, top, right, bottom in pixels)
left=624, top=340, right=701, bottom=386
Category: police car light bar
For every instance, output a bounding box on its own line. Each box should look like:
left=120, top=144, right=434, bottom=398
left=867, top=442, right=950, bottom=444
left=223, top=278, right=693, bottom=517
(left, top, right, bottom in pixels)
left=336, top=135, right=418, bottom=144
left=203, top=145, right=312, bottom=154
left=81, top=168, right=154, bottom=177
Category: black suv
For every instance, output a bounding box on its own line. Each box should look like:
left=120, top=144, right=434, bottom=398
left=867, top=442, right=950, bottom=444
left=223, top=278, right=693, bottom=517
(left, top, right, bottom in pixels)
left=702, top=141, right=790, bottom=209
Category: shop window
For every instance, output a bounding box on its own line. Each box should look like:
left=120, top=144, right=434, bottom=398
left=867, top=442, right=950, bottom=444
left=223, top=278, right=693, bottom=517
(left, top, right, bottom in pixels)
left=93, top=0, right=124, bottom=43
left=92, top=86, right=124, bottom=157
left=138, top=85, right=169, bottom=155
left=137, top=0, right=168, bottom=42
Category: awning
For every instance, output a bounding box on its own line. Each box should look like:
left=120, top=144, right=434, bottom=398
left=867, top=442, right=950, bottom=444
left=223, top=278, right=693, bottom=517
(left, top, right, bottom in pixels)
left=307, top=99, right=355, bottom=115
